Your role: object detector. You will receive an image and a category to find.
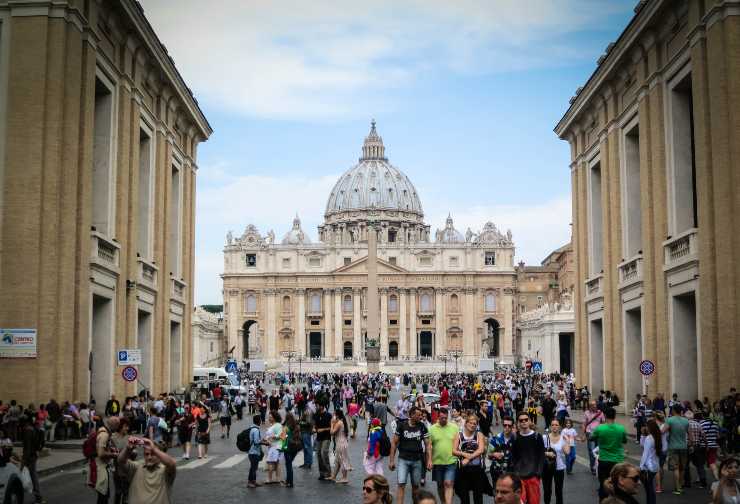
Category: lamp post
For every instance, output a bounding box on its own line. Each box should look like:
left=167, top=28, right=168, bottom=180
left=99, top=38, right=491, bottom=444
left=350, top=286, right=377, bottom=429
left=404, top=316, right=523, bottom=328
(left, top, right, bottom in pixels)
left=439, top=354, right=450, bottom=374
left=296, top=355, right=305, bottom=376
left=281, top=350, right=297, bottom=375
left=449, top=349, right=464, bottom=374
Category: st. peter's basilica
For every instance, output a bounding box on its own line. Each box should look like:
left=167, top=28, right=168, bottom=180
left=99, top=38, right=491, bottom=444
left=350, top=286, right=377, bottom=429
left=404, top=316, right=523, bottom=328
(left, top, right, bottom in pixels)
left=222, top=122, right=526, bottom=372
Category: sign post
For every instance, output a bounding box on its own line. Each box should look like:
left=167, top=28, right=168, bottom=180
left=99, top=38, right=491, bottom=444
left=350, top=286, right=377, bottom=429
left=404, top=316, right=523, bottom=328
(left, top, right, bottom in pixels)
left=639, top=359, right=655, bottom=396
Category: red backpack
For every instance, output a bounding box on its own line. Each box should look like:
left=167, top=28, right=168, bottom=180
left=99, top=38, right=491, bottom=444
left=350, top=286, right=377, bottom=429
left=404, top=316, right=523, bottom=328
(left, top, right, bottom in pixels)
left=82, top=428, right=100, bottom=458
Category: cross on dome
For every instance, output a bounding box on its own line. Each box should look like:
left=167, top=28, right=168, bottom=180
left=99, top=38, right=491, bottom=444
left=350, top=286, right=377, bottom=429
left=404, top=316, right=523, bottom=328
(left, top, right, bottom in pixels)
left=360, top=119, right=387, bottom=161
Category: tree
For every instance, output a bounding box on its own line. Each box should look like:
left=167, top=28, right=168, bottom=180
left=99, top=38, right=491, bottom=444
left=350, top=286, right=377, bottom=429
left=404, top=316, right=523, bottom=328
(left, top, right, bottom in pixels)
left=200, top=304, right=223, bottom=314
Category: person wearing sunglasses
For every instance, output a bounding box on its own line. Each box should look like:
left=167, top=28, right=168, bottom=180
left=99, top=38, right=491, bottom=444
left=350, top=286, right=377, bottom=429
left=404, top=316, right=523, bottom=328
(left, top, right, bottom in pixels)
left=489, top=416, right=516, bottom=488
left=601, top=462, right=641, bottom=504
left=510, top=413, right=545, bottom=504
left=362, top=474, right=393, bottom=504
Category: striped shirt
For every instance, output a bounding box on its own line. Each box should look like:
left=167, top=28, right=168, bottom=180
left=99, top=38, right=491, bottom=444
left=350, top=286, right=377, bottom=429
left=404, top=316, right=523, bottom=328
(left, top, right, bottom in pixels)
left=700, top=419, right=720, bottom=448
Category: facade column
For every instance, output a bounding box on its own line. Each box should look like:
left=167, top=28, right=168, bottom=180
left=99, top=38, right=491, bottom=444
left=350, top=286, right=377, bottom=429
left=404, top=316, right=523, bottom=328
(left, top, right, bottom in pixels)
left=265, top=289, right=277, bottom=360
left=435, top=288, right=446, bottom=358
left=463, top=288, right=475, bottom=359
left=399, top=289, right=407, bottom=358
left=324, top=288, right=333, bottom=358
left=380, top=288, right=389, bottom=358
left=334, top=288, right=343, bottom=359
left=353, top=288, right=362, bottom=358
left=228, top=289, right=241, bottom=358
left=503, top=288, right=514, bottom=357
left=297, top=288, right=306, bottom=356
left=409, top=289, right=417, bottom=358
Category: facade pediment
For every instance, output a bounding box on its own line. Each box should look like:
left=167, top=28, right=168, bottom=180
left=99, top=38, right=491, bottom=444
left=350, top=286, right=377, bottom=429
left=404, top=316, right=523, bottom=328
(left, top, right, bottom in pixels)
left=332, top=256, right=408, bottom=274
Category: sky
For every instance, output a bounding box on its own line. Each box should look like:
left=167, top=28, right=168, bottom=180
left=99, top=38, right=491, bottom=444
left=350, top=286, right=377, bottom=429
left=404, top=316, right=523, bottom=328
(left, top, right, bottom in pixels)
left=140, top=0, right=636, bottom=305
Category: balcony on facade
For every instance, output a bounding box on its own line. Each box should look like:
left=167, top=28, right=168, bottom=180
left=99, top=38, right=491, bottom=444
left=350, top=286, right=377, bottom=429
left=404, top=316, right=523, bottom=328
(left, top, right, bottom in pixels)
left=618, top=254, right=643, bottom=291
left=663, top=228, right=698, bottom=274
left=170, top=277, right=186, bottom=302
left=584, top=274, right=603, bottom=301
left=136, top=257, right=158, bottom=291
left=90, top=230, right=120, bottom=275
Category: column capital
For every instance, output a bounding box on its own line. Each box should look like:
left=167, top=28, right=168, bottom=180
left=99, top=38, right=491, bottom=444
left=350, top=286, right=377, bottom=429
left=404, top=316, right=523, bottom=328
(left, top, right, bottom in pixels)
left=322, top=288, right=333, bottom=294
left=334, top=287, right=344, bottom=294
left=436, top=287, right=448, bottom=294
left=380, top=288, right=389, bottom=295
left=464, top=287, right=477, bottom=295
left=295, top=288, right=306, bottom=295
left=408, top=288, right=417, bottom=295
left=262, top=288, right=276, bottom=295
left=228, top=289, right=240, bottom=297
left=353, top=287, right=362, bottom=295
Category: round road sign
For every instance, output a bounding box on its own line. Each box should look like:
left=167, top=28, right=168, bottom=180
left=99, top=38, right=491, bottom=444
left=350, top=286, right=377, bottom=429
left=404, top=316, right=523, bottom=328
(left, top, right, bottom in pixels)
left=121, top=365, right=138, bottom=382
left=639, top=359, right=655, bottom=376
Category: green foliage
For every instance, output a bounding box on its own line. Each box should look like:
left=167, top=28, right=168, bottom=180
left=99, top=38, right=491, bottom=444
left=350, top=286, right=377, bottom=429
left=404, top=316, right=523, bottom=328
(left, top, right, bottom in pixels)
left=200, top=304, right=223, bottom=314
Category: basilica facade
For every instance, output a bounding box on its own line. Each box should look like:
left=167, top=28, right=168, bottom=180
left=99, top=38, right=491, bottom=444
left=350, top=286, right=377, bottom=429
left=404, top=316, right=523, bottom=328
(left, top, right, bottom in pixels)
left=222, top=122, right=519, bottom=371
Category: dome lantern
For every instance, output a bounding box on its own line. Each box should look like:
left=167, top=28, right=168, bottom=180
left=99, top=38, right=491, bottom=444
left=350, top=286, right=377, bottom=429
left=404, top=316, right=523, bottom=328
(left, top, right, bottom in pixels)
left=360, top=119, right=387, bottom=162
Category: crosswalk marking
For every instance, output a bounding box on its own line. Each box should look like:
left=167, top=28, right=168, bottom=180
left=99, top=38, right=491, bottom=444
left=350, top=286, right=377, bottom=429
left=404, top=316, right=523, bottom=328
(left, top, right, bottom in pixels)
left=180, top=458, right=212, bottom=470
left=214, top=454, right=247, bottom=468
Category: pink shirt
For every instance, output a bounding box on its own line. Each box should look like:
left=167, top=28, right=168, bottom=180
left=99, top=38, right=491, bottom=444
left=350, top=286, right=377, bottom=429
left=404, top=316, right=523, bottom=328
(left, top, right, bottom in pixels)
left=583, top=409, right=605, bottom=434
left=348, top=403, right=360, bottom=417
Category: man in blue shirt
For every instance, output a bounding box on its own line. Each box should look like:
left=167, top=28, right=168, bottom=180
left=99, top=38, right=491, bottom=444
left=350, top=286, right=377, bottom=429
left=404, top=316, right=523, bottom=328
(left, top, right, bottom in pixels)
left=247, top=415, right=264, bottom=488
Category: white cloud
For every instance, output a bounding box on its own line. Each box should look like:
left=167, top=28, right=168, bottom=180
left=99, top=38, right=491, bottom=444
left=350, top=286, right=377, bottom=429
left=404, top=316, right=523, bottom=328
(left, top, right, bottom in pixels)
left=140, top=0, right=629, bottom=120
left=193, top=166, right=571, bottom=303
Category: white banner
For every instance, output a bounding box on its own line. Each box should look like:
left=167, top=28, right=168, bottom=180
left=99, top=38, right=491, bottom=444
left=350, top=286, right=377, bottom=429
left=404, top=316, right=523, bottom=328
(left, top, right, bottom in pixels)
left=0, top=328, right=37, bottom=358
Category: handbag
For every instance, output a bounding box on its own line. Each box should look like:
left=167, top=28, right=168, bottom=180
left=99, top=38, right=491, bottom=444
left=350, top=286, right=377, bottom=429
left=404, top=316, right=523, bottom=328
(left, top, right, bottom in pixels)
left=543, top=434, right=557, bottom=473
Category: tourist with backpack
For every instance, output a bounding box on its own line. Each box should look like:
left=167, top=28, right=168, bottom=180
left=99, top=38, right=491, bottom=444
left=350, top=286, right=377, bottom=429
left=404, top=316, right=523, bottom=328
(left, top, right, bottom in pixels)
left=242, top=415, right=264, bottom=488
left=87, top=416, right=120, bottom=504
left=365, top=418, right=386, bottom=475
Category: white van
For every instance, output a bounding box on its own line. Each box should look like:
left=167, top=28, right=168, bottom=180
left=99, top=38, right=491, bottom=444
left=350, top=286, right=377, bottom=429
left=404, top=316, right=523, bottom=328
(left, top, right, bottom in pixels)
left=192, top=367, right=229, bottom=383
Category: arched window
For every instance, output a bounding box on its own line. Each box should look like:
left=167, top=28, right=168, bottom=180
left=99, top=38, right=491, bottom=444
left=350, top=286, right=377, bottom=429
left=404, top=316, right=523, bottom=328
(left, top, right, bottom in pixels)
left=485, top=292, right=495, bottom=312
left=420, top=293, right=432, bottom=312
left=343, top=295, right=353, bottom=313
left=450, top=294, right=459, bottom=312
left=282, top=295, right=291, bottom=312
left=388, top=295, right=398, bottom=313
left=389, top=341, right=399, bottom=359
left=310, top=292, right=321, bottom=313
left=246, top=294, right=257, bottom=313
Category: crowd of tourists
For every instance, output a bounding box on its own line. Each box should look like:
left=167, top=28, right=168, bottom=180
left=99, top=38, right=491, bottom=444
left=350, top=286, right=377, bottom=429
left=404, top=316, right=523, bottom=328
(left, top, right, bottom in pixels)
left=1, top=369, right=739, bottom=504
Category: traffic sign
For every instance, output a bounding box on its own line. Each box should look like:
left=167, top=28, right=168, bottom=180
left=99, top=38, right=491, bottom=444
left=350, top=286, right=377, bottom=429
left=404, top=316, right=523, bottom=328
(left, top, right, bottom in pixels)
left=639, top=359, right=655, bottom=376
left=117, top=349, right=142, bottom=365
left=225, top=360, right=238, bottom=373
left=121, top=365, right=138, bottom=382
left=532, top=361, right=543, bottom=373
left=525, top=360, right=532, bottom=369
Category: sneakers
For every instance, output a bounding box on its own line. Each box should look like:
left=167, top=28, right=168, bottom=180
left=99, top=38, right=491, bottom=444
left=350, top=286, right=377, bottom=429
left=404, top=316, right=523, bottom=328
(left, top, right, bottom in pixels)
left=672, top=489, right=683, bottom=495
left=655, top=485, right=663, bottom=493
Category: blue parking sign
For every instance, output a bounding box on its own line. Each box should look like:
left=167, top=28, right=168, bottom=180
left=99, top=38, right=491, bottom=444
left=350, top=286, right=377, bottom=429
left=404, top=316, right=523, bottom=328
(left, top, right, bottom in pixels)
left=225, top=360, right=237, bottom=373
left=532, top=362, right=543, bottom=372
left=118, top=350, right=128, bottom=362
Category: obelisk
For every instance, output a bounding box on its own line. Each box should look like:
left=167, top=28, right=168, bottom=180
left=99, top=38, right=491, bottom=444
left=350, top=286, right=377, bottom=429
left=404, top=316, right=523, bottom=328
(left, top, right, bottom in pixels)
left=366, top=218, right=381, bottom=372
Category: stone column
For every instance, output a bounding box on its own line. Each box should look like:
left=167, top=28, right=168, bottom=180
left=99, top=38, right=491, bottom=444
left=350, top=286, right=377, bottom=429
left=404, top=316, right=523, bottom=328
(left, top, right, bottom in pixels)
left=399, top=289, right=407, bottom=358
left=409, top=289, right=417, bottom=358
left=297, top=288, right=306, bottom=356
left=463, top=288, right=475, bottom=358
left=334, top=288, right=343, bottom=359
left=265, top=289, right=277, bottom=360
left=324, top=288, right=333, bottom=358
left=380, top=288, right=389, bottom=358
left=353, top=288, right=362, bottom=358
left=228, top=289, right=241, bottom=358
left=435, top=288, right=446, bottom=357
left=503, top=288, right=513, bottom=357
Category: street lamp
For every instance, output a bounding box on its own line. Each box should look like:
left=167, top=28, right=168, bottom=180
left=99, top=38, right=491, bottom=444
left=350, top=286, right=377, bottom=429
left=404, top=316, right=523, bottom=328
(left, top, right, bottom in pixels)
left=449, top=349, right=464, bottom=374
left=439, top=354, right=450, bottom=374
left=296, top=355, right=305, bottom=376
left=281, top=350, right=297, bottom=375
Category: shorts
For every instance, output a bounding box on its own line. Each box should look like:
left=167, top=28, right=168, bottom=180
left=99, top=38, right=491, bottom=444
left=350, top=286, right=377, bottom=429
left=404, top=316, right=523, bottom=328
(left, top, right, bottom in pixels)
left=220, top=416, right=231, bottom=426
left=432, top=463, right=456, bottom=483
left=658, top=450, right=667, bottom=468
left=667, top=449, right=688, bottom=470
left=266, top=447, right=282, bottom=463
left=397, top=458, right=423, bottom=486
left=707, top=447, right=718, bottom=466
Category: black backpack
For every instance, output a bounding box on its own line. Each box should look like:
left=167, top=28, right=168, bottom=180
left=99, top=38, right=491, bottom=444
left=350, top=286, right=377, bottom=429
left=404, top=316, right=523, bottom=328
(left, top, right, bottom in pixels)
left=379, top=429, right=391, bottom=457
left=236, top=426, right=257, bottom=452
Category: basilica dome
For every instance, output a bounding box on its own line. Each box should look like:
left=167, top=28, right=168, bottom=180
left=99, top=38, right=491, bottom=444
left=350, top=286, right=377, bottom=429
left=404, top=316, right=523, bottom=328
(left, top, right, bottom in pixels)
left=325, top=121, right=424, bottom=218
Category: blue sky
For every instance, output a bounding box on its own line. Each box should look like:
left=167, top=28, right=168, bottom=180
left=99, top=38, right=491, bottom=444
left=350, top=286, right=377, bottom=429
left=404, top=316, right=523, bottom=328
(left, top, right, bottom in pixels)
left=141, top=0, right=636, bottom=304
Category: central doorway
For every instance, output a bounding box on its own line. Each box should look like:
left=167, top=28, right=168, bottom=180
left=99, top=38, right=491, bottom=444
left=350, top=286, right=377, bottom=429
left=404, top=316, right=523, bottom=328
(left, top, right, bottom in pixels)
left=309, top=331, right=322, bottom=358
left=242, top=320, right=257, bottom=359
left=419, top=331, right=433, bottom=357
